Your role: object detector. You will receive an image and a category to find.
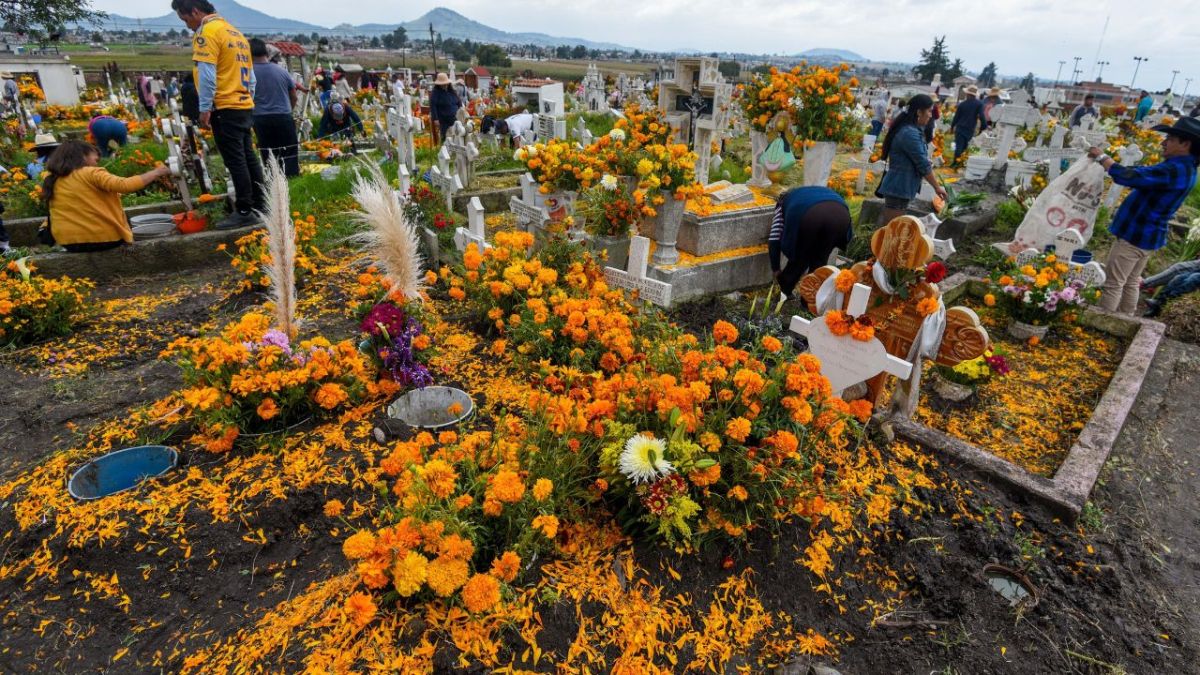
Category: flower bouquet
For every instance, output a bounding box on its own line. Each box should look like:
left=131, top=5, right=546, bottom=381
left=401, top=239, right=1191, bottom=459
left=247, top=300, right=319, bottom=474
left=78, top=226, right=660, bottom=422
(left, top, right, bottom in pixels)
left=930, top=347, right=1010, bottom=402
left=986, top=252, right=1101, bottom=338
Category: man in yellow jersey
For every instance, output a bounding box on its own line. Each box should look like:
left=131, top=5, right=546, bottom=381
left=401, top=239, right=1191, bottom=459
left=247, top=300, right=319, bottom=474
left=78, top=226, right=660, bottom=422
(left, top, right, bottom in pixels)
left=173, top=0, right=265, bottom=229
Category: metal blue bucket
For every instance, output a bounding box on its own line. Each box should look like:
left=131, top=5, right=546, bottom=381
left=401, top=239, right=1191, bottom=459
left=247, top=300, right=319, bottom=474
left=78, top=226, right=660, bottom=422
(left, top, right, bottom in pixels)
left=67, top=445, right=179, bottom=501
left=1071, top=249, right=1093, bottom=264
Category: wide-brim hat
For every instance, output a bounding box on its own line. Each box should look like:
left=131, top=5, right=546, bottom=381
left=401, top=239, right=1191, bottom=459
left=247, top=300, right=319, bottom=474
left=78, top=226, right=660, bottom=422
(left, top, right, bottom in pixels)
left=963, top=85, right=979, bottom=96
left=0, top=72, right=12, bottom=78
left=988, top=87, right=1002, bottom=96
left=434, top=72, right=451, bottom=86
left=1151, top=116, right=1200, bottom=143
left=33, top=132, right=59, bottom=148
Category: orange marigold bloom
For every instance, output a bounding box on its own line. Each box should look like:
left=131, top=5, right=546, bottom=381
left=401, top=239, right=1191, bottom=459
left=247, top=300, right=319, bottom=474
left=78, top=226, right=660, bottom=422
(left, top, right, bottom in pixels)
left=712, top=320, right=739, bottom=345
left=728, top=485, right=749, bottom=501
left=424, top=269, right=438, bottom=285
left=412, top=334, right=431, bottom=350
left=420, top=459, right=458, bottom=499
left=532, top=514, right=559, bottom=539
left=916, top=297, right=940, bottom=317
left=323, top=499, right=345, bottom=518
left=439, top=533, right=475, bottom=561
left=848, top=399, right=873, bottom=423
left=688, top=462, right=722, bottom=487
left=983, top=293, right=997, bottom=307
left=490, top=469, right=525, bottom=503
left=392, top=551, right=428, bottom=597
left=448, top=287, right=467, bottom=301
left=454, top=494, right=475, bottom=511
left=462, top=573, right=502, bottom=613
left=255, top=397, right=279, bottom=420
left=490, top=551, right=521, bottom=582
left=344, top=592, right=377, bottom=628
left=725, top=416, right=752, bottom=442
left=314, top=382, right=349, bottom=410
left=342, top=531, right=376, bottom=560
left=426, top=556, right=470, bottom=597
left=761, top=336, right=782, bottom=353
left=532, top=478, right=553, bottom=501
left=834, top=269, right=857, bottom=293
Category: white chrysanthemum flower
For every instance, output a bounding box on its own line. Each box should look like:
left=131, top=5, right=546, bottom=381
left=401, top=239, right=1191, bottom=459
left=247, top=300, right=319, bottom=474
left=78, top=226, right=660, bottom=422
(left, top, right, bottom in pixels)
left=619, top=434, right=672, bottom=483
left=608, top=128, right=626, bottom=141
left=789, top=96, right=806, bottom=111
left=513, top=147, right=526, bottom=161
left=600, top=174, right=619, bottom=191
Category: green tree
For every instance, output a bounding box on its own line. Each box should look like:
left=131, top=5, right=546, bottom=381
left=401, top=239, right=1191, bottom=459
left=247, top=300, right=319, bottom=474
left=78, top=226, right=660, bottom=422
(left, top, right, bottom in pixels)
left=978, top=62, right=998, bottom=87
left=1019, top=72, right=1036, bottom=94
left=475, top=43, right=511, bottom=68
left=946, top=58, right=964, bottom=81
left=912, top=35, right=951, bottom=82
left=1, top=0, right=103, bottom=31
left=718, top=60, right=741, bottom=79
left=369, top=36, right=380, bottom=48
left=570, top=44, right=587, bottom=59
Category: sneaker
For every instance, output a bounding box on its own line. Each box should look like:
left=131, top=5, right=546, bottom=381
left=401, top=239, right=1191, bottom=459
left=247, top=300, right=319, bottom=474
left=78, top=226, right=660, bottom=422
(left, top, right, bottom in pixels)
left=1142, top=301, right=1163, bottom=318
left=214, top=211, right=262, bottom=230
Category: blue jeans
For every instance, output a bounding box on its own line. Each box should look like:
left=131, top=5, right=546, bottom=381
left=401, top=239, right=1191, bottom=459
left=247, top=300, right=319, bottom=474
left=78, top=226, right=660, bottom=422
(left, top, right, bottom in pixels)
left=1144, top=259, right=1200, bottom=289
left=869, top=120, right=883, bottom=136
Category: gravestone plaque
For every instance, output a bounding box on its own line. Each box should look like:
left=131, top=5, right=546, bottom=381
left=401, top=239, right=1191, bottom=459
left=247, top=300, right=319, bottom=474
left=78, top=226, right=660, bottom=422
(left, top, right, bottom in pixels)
left=603, top=235, right=672, bottom=306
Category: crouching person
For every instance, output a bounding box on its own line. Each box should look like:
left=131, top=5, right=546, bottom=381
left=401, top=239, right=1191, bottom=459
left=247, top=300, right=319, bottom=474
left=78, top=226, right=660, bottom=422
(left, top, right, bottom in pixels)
left=42, top=140, right=171, bottom=252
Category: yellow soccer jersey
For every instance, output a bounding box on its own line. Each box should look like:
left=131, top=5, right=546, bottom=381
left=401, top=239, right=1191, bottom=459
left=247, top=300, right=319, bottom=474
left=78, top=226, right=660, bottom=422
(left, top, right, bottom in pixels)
left=191, top=14, right=253, bottom=110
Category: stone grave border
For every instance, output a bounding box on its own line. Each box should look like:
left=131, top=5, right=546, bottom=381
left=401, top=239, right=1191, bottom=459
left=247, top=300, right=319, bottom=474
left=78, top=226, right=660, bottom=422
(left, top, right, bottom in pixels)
left=890, top=273, right=1165, bottom=521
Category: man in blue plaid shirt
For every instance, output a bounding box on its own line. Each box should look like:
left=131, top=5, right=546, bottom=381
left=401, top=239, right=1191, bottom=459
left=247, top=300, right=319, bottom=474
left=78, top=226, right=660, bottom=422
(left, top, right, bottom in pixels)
left=1087, top=117, right=1200, bottom=314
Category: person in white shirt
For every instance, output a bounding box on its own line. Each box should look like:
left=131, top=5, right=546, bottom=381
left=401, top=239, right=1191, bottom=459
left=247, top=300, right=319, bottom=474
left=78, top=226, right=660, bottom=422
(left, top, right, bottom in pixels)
left=496, top=110, right=535, bottom=147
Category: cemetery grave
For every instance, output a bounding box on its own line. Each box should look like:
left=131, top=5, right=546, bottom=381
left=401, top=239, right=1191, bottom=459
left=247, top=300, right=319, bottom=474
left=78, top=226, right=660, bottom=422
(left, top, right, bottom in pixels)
left=1, top=41, right=1199, bottom=675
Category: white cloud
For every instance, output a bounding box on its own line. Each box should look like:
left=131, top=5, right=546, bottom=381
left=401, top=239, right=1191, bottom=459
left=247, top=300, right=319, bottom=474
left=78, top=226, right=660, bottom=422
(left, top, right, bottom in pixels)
left=91, top=0, right=1199, bottom=91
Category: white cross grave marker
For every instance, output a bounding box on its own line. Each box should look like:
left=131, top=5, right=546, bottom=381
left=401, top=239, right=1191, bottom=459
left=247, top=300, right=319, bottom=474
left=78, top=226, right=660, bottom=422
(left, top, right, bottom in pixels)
left=454, top=197, right=490, bottom=252
left=603, top=235, right=673, bottom=307
left=510, top=173, right=549, bottom=230
left=429, top=163, right=463, bottom=212
left=788, top=283, right=914, bottom=397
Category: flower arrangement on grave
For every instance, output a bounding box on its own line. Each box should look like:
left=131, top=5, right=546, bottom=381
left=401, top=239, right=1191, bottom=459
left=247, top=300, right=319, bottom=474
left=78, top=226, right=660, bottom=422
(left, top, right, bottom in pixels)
left=575, top=174, right=640, bottom=237
left=402, top=183, right=461, bottom=252
left=740, top=67, right=807, bottom=132
left=0, top=258, right=93, bottom=348
left=867, top=257, right=947, bottom=301
left=929, top=346, right=1010, bottom=401
left=357, top=300, right=434, bottom=388
left=788, top=63, right=861, bottom=145
left=985, top=252, right=1100, bottom=328
left=439, top=233, right=668, bottom=371
left=166, top=312, right=375, bottom=450
left=219, top=212, right=323, bottom=293
left=0, top=164, right=48, bottom=218
left=594, top=320, right=874, bottom=548
left=513, top=138, right=605, bottom=193
left=628, top=143, right=705, bottom=218
left=17, top=76, right=44, bottom=101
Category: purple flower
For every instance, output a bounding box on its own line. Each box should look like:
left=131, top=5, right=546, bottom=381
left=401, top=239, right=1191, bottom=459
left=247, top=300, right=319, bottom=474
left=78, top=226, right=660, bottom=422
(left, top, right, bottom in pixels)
left=381, top=319, right=433, bottom=389
left=360, top=302, right=407, bottom=340
left=260, top=329, right=292, bottom=355
left=1059, top=287, right=1077, bottom=303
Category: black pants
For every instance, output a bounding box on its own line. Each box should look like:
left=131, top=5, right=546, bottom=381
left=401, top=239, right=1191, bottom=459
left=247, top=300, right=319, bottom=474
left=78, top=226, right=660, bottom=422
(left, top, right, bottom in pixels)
left=777, top=201, right=853, bottom=296
left=253, top=114, right=300, bottom=177
left=63, top=241, right=125, bottom=253
left=211, top=108, right=265, bottom=213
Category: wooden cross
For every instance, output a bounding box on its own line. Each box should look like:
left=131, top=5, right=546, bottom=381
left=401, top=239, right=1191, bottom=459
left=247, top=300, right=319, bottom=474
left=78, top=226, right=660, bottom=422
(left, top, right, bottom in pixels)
left=603, top=235, right=673, bottom=307
left=454, top=197, right=490, bottom=252
left=789, top=283, right=913, bottom=398
left=797, top=217, right=990, bottom=410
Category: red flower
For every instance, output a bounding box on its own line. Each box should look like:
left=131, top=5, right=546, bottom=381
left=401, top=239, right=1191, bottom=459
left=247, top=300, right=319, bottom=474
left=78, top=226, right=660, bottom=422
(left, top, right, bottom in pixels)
left=433, top=214, right=448, bottom=230
left=925, top=261, right=947, bottom=284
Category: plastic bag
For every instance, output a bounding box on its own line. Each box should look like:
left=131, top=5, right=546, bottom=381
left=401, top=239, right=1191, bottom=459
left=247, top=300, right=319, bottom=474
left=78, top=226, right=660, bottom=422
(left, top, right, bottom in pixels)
left=759, top=137, right=796, bottom=172
left=995, top=157, right=1107, bottom=255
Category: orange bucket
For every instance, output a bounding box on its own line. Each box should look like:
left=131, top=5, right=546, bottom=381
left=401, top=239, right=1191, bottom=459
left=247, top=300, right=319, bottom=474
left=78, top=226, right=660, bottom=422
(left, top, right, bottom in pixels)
left=174, top=210, right=208, bottom=234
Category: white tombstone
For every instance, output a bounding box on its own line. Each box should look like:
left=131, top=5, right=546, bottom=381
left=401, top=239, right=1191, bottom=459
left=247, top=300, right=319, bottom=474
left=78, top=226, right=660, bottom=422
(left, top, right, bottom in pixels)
left=510, top=173, right=549, bottom=230
left=429, top=165, right=463, bottom=212
left=454, top=197, right=490, bottom=252
left=992, top=104, right=1039, bottom=169
left=444, top=121, right=480, bottom=188
left=788, top=283, right=914, bottom=397
left=535, top=113, right=565, bottom=141
left=603, top=236, right=673, bottom=307
left=398, top=163, right=411, bottom=195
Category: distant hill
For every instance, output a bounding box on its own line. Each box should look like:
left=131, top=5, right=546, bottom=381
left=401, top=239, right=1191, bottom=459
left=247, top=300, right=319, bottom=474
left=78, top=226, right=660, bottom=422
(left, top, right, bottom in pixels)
left=796, top=48, right=867, bottom=62
left=89, top=2, right=627, bottom=49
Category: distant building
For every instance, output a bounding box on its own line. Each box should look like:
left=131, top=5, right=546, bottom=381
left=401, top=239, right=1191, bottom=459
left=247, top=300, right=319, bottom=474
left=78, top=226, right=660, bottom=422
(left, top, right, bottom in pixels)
left=463, top=66, right=492, bottom=92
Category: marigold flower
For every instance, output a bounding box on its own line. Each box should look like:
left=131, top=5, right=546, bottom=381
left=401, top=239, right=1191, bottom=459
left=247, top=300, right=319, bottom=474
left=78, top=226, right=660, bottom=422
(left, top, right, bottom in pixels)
left=761, top=336, right=782, bottom=353
left=314, top=382, right=349, bottom=410
left=712, top=320, right=739, bottom=345
left=426, top=556, right=470, bottom=597
left=532, top=478, right=553, bottom=501
left=490, top=469, right=525, bottom=503
left=256, top=397, right=279, bottom=420
left=420, top=459, right=458, bottom=499
left=725, top=416, right=752, bottom=443
left=323, top=499, right=345, bottom=518
left=916, top=297, right=940, bottom=317
left=343, top=592, right=377, bottom=628
left=392, top=551, right=428, bottom=597
left=984, top=293, right=997, bottom=307
left=342, top=530, right=376, bottom=560
left=462, top=573, right=502, bottom=613
left=727, top=485, right=749, bottom=501
left=834, top=269, right=857, bottom=293
left=532, top=514, right=559, bottom=539
left=490, top=551, right=521, bottom=582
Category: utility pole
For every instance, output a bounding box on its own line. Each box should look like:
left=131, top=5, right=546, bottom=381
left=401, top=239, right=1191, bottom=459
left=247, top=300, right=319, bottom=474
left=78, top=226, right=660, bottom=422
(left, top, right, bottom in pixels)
left=1131, top=56, right=1148, bottom=89
left=1072, top=56, right=1082, bottom=84
left=1183, top=78, right=1193, bottom=109
left=1054, top=60, right=1066, bottom=88
left=1096, top=61, right=1109, bottom=82
left=429, top=23, right=437, bottom=74
left=1169, top=69, right=1179, bottom=91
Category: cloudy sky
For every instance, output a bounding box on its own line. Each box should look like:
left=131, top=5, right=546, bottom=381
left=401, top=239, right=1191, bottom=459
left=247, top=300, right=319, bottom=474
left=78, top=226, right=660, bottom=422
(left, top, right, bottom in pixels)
left=95, top=0, right=1198, bottom=93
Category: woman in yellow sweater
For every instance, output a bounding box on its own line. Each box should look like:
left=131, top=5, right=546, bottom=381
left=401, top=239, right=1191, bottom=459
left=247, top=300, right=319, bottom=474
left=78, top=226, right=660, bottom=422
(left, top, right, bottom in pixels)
left=43, top=140, right=171, bottom=252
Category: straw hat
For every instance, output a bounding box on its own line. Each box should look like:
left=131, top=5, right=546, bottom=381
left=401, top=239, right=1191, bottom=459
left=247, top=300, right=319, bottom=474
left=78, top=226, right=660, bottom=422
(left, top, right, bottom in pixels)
left=0, top=72, right=12, bottom=79
left=988, top=87, right=1002, bottom=97
left=33, top=133, right=59, bottom=149
left=963, top=85, right=979, bottom=96
left=434, top=72, right=451, bottom=86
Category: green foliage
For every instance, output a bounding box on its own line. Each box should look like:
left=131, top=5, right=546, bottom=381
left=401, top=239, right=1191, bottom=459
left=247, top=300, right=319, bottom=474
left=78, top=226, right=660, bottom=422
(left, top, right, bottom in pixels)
left=994, top=199, right=1025, bottom=234
left=718, top=60, right=741, bottom=79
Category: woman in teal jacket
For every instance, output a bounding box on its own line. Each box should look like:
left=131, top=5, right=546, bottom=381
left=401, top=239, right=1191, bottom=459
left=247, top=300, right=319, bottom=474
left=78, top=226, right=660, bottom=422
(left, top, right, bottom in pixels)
left=876, top=94, right=948, bottom=225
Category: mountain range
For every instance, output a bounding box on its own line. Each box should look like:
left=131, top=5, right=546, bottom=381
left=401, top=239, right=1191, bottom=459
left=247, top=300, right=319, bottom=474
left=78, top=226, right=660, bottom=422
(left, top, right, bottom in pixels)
left=92, top=2, right=628, bottom=50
